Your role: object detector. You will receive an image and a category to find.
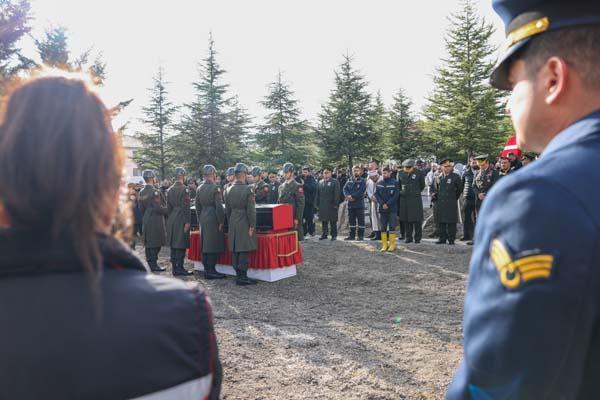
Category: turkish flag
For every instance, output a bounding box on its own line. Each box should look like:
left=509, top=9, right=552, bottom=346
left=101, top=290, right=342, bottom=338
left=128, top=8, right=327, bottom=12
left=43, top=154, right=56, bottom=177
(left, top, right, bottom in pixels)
left=501, top=136, right=522, bottom=158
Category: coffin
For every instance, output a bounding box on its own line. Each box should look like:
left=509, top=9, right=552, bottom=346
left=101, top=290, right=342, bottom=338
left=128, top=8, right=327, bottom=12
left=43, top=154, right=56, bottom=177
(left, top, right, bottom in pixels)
left=256, top=204, right=294, bottom=232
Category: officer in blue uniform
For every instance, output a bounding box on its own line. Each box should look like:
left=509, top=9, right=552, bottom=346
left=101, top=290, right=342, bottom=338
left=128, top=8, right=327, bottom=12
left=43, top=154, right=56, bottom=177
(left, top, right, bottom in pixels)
left=375, top=165, right=400, bottom=252
left=448, top=1, right=600, bottom=399
left=342, top=165, right=367, bottom=241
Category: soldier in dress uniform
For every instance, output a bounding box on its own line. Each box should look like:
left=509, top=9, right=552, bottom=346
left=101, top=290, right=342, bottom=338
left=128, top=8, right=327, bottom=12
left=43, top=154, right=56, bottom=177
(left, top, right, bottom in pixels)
left=397, top=159, right=426, bottom=244
left=225, top=167, right=235, bottom=189
left=267, top=172, right=280, bottom=204
left=375, top=166, right=400, bottom=252
left=449, top=1, right=600, bottom=397
left=431, top=159, right=463, bottom=245
left=138, top=169, right=167, bottom=272
left=342, top=165, right=367, bottom=241
left=224, top=163, right=257, bottom=286
left=196, top=165, right=227, bottom=280
left=278, top=163, right=305, bottom=241
left=250, top=166, right=270, bottom=205
left=166, top=167, right=193, bottom=276
left=473, top=154, right=499, bottom=214
left=315, top=166, right=340, bottom=241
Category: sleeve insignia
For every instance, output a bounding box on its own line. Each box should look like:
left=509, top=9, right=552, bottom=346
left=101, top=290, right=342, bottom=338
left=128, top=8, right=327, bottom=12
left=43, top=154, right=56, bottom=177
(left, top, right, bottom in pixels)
left=490, top=239, right=554, bottom=289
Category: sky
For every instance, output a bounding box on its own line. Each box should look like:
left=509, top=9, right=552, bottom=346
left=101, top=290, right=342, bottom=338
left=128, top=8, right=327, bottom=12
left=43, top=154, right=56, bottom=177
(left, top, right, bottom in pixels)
left=25, top=0, right=505, bottom=131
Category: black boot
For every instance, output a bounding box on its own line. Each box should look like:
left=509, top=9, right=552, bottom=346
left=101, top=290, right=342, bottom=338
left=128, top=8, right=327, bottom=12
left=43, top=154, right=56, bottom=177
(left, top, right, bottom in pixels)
left=173, top=250, right=193, bottom=276
left=149, top=261, right=166, bottom=272
left=357, top=228, right=365, bottom=241
left=344, top=228, right=356, bottom=241
left=236, top=270, right=257, bottom=286
left=204, top=264, right=226, bottom=280
left=367, top=231, right=376, bottom=239
left=370, top=231, right=380, bottom=241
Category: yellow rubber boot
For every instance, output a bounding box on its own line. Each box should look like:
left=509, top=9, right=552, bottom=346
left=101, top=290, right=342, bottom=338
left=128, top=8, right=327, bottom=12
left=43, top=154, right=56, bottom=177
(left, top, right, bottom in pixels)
left=388, top=233, right=396, bottom=252
left=380, top=232, right=388, bottom=252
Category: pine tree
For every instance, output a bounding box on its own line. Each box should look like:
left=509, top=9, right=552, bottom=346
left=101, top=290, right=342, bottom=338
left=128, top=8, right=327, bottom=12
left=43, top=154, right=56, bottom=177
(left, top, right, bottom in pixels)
left=371, top=91, right=388, bottom=160
left=318, top=55, right=376, bottom=168
left=224, top=95, right=252, bottom=166
left=134, top=67, right=177, bottom=180
left=422, top=0, right=507, bottom=161
left=387, top=88, right=420, bottom=160
left=0, top=0, right=34, bottom=91
left=36, top=26, right=69, bottom=68
left=177, top=32, right=231, bottom=169
left=255, top=70, right=310, bottom=169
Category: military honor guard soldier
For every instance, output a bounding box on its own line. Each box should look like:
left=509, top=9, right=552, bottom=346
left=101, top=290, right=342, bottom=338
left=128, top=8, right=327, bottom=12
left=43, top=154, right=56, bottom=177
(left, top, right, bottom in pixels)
left=166, top=167, right=193, bottom=276
left=195, top=165, right=227, bottom=280
left=448, top=1, right=600, bottom=398
left=397, top=159, right=426, bottom=244
left=431, top=158, right=463, bottom=245
left=315, top=166, right=340, bottom=241
left=138, top=169, right=168, bottom=272
left=278, top=163, right=305, bottom=241
left=225, top=163, right=258, bottom=286
left=473, top=154, right=499, bottom=214
left=374, top=166, right=400, bottom=252
left=250, top=166, right=270, bottom=205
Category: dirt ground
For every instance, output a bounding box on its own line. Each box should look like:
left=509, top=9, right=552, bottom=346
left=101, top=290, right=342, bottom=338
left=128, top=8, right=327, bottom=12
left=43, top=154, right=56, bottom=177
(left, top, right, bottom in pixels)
left=135, top=232, right=472, bottom=400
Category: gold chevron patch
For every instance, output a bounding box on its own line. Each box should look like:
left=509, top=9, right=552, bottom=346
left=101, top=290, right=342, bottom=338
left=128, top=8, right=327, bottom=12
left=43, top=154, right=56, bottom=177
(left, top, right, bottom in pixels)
left=490, top=239, right=554, bottom=289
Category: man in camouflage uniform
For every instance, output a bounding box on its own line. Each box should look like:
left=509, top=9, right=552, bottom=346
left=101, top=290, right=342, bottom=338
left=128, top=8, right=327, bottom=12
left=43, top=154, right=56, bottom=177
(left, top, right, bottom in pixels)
left=225, top=163, right=258, bottom=286
left=278, top=162, right=305, bottom=241
left=267, top=172, right=280, bottom=204
left=196, top=165, right=227, bottom=280
left=138, top=169, right=167, bottom=272
left=166, top=167, right=193, bottom=276
left=474, top=154, right=499, bottom=214
left=250, top=166, right=270, bottom=205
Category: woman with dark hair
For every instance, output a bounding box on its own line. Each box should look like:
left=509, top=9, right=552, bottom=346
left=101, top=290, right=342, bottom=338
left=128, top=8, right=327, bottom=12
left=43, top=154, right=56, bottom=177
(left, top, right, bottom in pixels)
left=0, top=75, right=221, bottom=399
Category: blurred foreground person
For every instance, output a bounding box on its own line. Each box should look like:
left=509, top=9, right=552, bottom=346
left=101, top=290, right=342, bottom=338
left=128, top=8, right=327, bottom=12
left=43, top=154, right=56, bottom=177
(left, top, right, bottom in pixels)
left=448, top=1, right=600, bottom=398
left=0, top=75, right=221, bottom=399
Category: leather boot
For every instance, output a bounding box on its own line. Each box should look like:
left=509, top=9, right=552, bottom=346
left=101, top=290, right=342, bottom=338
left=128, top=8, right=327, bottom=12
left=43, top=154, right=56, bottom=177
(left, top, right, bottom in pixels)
left=388, top=233, right=396, bottom=252
left=236, top=269, right=257, bottom=286
left=344, top=228, right=356, bottom=241
left=149, top=261, right=166, bottom=272
left=380, top=232, right=388, bottom=252
left=204, top=264, right=226, bottom=280
left=357, top=228, right=365, bottom=241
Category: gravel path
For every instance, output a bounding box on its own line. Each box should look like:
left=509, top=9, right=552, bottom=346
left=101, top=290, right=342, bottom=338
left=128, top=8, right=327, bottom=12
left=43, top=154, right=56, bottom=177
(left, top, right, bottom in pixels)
left=136, top=236, right=472, bottom=399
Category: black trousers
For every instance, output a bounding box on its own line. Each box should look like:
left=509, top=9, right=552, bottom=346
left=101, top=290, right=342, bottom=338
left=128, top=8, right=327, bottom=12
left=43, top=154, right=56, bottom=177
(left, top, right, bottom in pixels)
left=463, top=201, right=477, bottom=240
left=170, top=248, right=186, bottom=268
left=439, top=223, right=457, bottom=242
left=303, top=203, right=315, bottom=236
left=347, top=207, right=365, bottom=237
left=404, top=222, right=422, bottom=242
left=203, top=253, right=219, bottom=270
left=399, top=221, right=406, bottom=237
left=145, top=247, right=161, bottom=264
left=321, top=221, right=338, bottom=238
left=232, top=252, right=249, bottom=272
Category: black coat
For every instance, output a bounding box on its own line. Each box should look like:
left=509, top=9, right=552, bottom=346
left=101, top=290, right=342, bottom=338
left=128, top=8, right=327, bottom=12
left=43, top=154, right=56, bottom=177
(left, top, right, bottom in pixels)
left=432, top=172, right=463, bottom=223
left=0, top=229, right=221, bottom=400
left=397, top=170, right=425, bottom=222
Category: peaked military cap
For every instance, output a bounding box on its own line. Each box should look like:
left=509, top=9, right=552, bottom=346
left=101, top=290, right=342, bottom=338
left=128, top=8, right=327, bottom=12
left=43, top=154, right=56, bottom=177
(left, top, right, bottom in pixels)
left=522, top=152, right=537, bottom=160
left=250, top=166, right=262, bottom=176
left=282, top=162, right=295, bottom=173
left=491, top=0, right=600, bottom=89
left=203, top=164, right=217, bottom=175
left=226, top=167, right=235, bottom=176
left=440, top=158, right=454, bottom=166
left=174, top=167, right=186, bottom=177
left=402, top=159, right=416, bottom=168
left=234, top=163, right=249, bottom=174
left=474, top=154, right=490, bottom=161
left=142, top=169, right=155, bottom=179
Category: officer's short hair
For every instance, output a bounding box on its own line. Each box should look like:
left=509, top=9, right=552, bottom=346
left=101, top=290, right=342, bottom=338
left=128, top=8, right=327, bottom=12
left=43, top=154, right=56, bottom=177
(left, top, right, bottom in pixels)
left=352, top=164, right=361, bottom=170
left=519, top=25, right=600, bottom=91
left=382, top=166, right=391, bottom=172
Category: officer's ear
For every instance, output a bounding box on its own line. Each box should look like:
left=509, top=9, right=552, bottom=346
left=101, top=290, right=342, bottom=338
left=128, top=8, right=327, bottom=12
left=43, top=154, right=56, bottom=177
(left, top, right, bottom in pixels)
left=0, top=201, right=10, bottom=228
left=540, top=56, right=570, bottom=106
